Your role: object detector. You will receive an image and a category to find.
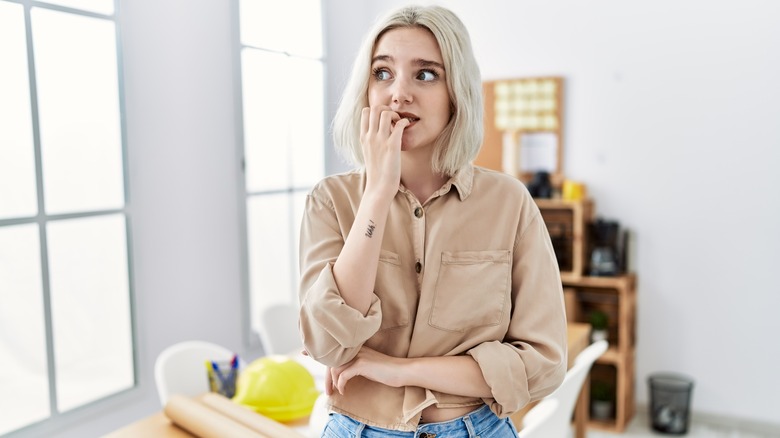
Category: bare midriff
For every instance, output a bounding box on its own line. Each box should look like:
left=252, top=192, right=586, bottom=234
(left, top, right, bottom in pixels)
left=420, top=404, right=481, bottom=423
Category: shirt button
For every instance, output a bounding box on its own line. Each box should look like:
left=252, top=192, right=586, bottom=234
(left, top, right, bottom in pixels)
left=415, top=261, right=422, bottom=273
left=414, top=207, right=423, bottom=218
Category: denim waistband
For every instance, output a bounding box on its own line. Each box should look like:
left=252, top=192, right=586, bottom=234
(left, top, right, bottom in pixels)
left=323, top=404, right=518, bottom=438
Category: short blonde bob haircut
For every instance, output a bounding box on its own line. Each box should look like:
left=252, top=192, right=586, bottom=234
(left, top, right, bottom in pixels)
left=332, top=5, right=483, bottom=176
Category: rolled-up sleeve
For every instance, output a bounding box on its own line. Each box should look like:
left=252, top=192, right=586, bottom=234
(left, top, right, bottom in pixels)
left=467, top=212, right=567, bottom=416
left=298, top=191, right=383, bottom=367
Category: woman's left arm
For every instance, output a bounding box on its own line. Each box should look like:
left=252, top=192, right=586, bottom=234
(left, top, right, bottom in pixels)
left=465, top=211, right=568, bottom=414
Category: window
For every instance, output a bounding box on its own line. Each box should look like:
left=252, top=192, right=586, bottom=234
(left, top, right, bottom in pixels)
left=0, top=0, right=133, bottom=435
left=236, top=0, right=325, bottom=345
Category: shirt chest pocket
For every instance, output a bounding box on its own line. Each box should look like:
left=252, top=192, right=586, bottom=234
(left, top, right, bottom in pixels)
left=429, top=250, right=511, bottom=332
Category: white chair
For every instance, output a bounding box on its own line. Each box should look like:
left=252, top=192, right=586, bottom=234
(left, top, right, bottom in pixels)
left=517, top=399, right=559, bottom=438
left=258, top=303, right=303, bottom=355
left=154, top=340, right=236, bottom=406
left=519, top=340, right=608, bottom=437
left=303, top=393, right=330, bottom=438
left=256, top=303, right=328, bottom=392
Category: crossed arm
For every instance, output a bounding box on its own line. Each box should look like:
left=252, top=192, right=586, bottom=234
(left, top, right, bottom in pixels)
left=323, top=346, right=493, bottom=398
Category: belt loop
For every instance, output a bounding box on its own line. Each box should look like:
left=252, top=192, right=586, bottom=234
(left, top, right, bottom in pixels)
left=354, top=422, right=365, bottom=438
left=463, top=412, right=478, bottom=438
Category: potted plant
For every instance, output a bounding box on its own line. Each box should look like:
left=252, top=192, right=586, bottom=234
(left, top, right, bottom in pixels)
left=589, top=310, right=609, bottom=343
left=591, top=380, right=614, bottom=420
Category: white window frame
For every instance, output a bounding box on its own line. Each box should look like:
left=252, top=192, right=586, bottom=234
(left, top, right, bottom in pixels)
left=231, top=0, right=328, bottom=351
left=0, top=1, right=136, bottom=436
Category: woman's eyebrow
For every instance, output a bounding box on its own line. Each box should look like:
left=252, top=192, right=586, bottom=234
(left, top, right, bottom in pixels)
left=371, top=55, right=445, bottom=71
left=372, top=54, right=393, bottom=64
left=413, top=58, right=445, bottom=70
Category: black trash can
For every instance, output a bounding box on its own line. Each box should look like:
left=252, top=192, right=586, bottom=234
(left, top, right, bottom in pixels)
left=647, top=373, right=694, bottom=435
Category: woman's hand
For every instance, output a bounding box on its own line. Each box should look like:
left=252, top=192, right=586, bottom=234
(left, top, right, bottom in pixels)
left=328, top=346, right=405, bottom=395
left=360, top=106, right=410, bottom=200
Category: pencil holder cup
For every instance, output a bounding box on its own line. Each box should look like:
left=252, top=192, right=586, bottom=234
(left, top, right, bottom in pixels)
left=206, top=359, right=239, bottom=399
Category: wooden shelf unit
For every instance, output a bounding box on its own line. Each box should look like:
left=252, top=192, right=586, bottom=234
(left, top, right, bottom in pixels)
left=564, top=274, right=637, bottom=433
left=535, top=199, right=594, bottom=282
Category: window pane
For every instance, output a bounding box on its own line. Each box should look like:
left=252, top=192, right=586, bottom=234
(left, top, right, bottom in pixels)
left=39, top=0, right=114, bottom=15
left=288, top=57, right=324, bottom=188
left=247, top=194, right=300, bottom=334
left=242, top=50, right=324, bottom=192
left=32, top=8, right=124, bottom=215
left=0, top=224, right=50, bottom=435
left=240, top=0, right=322, bottom=58
left=242, top=50, right=290, bottom=192
left=47, top=214, right=133, bottom=412
left=0, top=2, right=38, bottom=220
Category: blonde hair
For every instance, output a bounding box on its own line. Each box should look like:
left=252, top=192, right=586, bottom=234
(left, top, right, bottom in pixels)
left=332, top=5, right=483, bottom=176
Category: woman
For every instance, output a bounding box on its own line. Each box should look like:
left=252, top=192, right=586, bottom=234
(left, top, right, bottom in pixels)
left=298, top=5, right=567, bottom=437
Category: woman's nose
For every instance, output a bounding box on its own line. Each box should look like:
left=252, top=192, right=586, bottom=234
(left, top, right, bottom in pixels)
left=391, top=78, right=413, bottom=104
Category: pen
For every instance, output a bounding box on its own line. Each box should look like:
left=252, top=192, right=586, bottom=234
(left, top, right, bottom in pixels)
left=205, top=360, right=217, bottom=392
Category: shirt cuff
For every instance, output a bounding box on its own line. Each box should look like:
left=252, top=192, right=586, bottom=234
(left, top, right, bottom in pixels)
left=467, top=341, right=530, bottom=416
left=301, top=263, right=382, bottom=366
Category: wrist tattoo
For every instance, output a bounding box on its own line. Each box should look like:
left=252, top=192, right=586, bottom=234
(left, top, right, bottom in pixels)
left=365, top=220, right=376, bottom=238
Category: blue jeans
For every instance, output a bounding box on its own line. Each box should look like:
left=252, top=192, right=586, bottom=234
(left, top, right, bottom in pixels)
left=321, top=404, right=519, bottom=438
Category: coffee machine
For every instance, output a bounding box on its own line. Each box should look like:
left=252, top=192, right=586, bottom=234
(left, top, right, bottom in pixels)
left=589, top=218, right=627, bottom=276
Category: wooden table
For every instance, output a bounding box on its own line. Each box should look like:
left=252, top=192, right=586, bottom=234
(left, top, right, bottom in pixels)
left=510, top=322, right=592, bottom=438
left=106, top=323, right=591, bottom=438
left=103, top=409, right=309, bottom=438
left=104, top=412, right=196, bottom=438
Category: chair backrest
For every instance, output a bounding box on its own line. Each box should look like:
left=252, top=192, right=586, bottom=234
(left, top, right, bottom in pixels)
left=517, top=398, right=559, bottom=438
left=520, top=340, right=608, bottom=437
left=154, top=340, right=235, bottom=406
left=305, top=393, right=330, bottom=438
left=258, top=303, right=303, bottom=355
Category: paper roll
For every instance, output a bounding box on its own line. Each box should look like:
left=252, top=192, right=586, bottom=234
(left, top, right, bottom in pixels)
left=198, top=393, right=306, bottom=438
left=164, top=395, right=264, bottom=438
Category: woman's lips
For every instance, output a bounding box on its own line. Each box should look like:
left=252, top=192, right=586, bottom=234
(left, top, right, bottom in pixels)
left=397, top=112, right=420, bottom=122
left=395, top=112, right=419, bottom=128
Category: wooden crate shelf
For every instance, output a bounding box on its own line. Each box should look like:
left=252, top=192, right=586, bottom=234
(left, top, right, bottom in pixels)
left=598, top=347, right=622, bottom=365
left=535, top=198, right=594, bottom=282
left=565, top=274, right=637, bottom=433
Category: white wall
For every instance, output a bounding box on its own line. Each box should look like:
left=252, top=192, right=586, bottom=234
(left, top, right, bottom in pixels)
left=37, top=1, right=779, bottom=436
left=121, top=0, right=247, bottom=380
left=359, top=0, right=780, bottom=425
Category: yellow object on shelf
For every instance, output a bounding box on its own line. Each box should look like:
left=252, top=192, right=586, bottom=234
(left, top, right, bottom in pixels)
left=562, top=180, right=587, bottom=201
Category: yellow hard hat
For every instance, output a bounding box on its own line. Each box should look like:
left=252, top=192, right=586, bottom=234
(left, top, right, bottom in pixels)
left=232, top=355, right=320, bottom=422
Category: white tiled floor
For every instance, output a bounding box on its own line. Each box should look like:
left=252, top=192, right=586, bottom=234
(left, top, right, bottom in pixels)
left=583, top=413, right=778, bottom=438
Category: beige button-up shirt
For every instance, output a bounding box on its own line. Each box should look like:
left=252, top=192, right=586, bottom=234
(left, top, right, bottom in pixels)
left=298, top=165, right=567, bottom=431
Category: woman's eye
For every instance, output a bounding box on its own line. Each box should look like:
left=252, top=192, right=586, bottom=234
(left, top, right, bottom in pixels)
left=373, top=68, right=391, bottom=81
left=418, top=70, right=439, bottom=81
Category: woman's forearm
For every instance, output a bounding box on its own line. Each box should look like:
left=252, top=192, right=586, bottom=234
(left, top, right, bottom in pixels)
left=332, top=191, right=391, bottom=315
left=330, top=347, right=493, bottom=398
left=401, top=355, right=493, bottom=398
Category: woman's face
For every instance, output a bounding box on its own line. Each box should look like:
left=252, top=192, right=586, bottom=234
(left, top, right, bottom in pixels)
left=368, top=26, right=451, bottom=152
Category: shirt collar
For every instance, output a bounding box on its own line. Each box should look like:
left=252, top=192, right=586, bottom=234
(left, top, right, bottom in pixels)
left=443, top=164, right=474, bottom=202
